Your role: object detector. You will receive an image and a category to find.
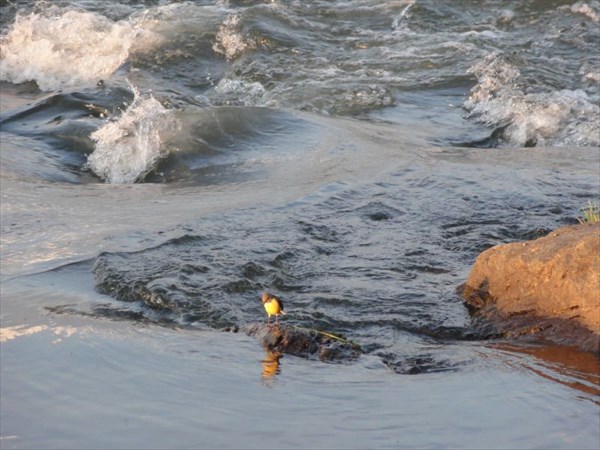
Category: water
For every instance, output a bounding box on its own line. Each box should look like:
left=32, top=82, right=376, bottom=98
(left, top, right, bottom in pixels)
left=1, top=0, right=599, bottom=448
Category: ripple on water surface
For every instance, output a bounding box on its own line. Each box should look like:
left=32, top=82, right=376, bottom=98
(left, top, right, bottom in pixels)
left=89, top=147, right=598, bottom=374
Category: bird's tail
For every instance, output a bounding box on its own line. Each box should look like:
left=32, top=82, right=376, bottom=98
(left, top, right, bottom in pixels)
left=280, top=310, right=287, bottom=315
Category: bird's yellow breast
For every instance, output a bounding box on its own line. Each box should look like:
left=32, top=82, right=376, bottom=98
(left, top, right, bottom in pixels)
left=264, top=299, right=281, bottom=316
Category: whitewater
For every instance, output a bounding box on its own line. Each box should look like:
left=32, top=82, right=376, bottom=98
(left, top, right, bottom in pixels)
left=1, top=1, right=598, bottom=449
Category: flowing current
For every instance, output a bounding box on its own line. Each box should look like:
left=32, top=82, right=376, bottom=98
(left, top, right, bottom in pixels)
left=1, top=1, right=599, bottom=449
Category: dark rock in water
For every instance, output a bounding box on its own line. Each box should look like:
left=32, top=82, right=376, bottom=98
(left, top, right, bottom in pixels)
left=245, top=323, right=361, bottom=362
left=462, top=223, right=600, bottom=352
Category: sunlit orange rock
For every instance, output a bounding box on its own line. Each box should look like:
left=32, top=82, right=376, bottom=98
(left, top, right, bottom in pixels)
left=463, top=223, right=600, bottom=352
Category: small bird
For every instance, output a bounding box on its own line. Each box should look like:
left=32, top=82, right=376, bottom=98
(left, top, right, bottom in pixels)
left=261, top=292, right=286, bottom=325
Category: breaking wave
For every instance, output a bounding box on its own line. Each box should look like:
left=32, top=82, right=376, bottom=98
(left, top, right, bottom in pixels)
left=464, top=53, right=600, bottom=147
left=570, top=1, right=600, bottom=22
left=87, top=85, right=179, bottom=184
left=212, top=13, right=257, bottom=60
left=0, top=6, right=162, bottom=91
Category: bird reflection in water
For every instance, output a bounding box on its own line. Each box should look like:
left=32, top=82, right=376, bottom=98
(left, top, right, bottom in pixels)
left=261, top=350, right=283, bottom=383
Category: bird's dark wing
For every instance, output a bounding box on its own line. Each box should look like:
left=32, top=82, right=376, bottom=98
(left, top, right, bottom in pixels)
left=276, top=296, right=284, bottom=311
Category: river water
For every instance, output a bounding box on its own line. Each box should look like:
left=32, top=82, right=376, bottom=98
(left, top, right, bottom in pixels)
left=1, top=1, right=599, bottom=448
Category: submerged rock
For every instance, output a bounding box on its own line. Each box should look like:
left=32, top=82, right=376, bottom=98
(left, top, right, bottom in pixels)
left=245, top=323, right=362, bottom=362
left=462, top=223, right=599, bottom=352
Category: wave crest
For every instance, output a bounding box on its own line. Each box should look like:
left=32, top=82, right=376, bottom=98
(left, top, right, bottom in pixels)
left=464, top=54, right=600, bottom=147
left=0, top=6, right=162, bottom=91
left=212, top=14, right=256, bottom=60
left=87, top=86, right=179, bottom=184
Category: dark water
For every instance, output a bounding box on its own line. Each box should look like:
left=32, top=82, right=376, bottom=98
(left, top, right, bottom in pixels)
left=89, top=146, right=597, bottom=374
left=1, top=0, right=599, bottom=448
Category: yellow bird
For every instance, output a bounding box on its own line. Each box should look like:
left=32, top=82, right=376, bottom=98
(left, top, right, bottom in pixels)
left=261, top=292, right=286, bottom=325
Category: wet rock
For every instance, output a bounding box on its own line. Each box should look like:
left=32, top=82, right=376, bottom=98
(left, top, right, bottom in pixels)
left=245, top=323, right=361, bottom=362
left=462, top=223, right=600, bottom=352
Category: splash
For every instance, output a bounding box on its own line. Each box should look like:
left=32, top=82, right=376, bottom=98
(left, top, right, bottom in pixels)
left=392, top=0, right=416, bottom=30
left=212, top=14, right=256, bottom=60
left=87, top=86, right=179, bottom=184
left=464, top=54, right=600, bottom=147
left=0, top=6, right=161, bottom=91
left=570, top=1, right=600, bottom=22
left=214, top=78, right=266, bottom=105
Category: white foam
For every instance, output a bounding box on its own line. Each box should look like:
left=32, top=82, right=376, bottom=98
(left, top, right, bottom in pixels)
left=214, top=78, right=266, bottom=105
left=212, top=14, right=256, bottom=60
left=584, top=71, right=600, bottom=83
left=570, top=1, right=600, bottom=22
left=392, top=0, right=416, bottom=30
left=496, top=9, right=515, bottom=26
left=464, top=54, right=600, bottom=147
left=87, top=86, right=179, bottom=184
left=0, top=6, right=162, bottom=91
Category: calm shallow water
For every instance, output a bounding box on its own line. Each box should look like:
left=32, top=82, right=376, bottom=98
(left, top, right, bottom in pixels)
left=1, top=0, right=599, bottom=448
left=2, top=265, right=599, bottom=449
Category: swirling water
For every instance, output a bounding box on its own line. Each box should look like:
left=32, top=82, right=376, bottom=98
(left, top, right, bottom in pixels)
left=1, top=1, right=599, bottom=448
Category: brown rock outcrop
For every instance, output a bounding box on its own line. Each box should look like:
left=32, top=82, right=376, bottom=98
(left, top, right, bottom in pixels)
left=245, top=323, right=361, bottom=361
left=462, top=223, right=600, bottom=352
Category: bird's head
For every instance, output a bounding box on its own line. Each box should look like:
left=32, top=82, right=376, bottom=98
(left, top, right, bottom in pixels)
left=261, top=292, right=271, bottom=304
